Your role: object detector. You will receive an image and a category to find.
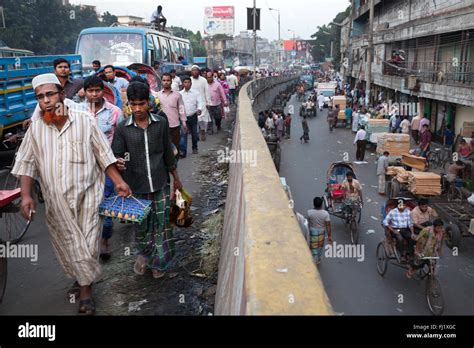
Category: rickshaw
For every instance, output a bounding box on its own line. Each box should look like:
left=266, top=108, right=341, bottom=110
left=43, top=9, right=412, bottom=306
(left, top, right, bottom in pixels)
left=323, top=162, right=362, bottom=244
left=299, top=98, right=316, bottom=117
left=376, top=197, right=444, bottom=315
left=0, top=186, right=33, bottom=304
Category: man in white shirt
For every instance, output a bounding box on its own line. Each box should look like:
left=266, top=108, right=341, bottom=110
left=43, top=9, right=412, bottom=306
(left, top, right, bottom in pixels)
left=227, top=71, right=239, bottom=105
left=400, top=116, right=410, bottom=134
left=190, top=65, right=211, bottom=141
left=179, top=77, right=205, bottom=156
left=317, top=93, right=325, bottom=111
left=170, top=69, right=182, bottom=92
left=354, top=125, right=367, bottom=161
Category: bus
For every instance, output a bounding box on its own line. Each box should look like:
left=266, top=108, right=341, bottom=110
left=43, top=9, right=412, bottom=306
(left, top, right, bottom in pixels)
left=75, top=25, right=193, bottom=74
left=0, top=47, right=34, bottom=58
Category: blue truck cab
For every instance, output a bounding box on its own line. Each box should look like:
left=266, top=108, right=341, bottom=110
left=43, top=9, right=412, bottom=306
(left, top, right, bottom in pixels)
left=0, top=55, right=82, bottom=143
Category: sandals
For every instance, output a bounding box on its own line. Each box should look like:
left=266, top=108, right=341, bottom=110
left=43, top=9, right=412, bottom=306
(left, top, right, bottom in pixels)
left=67, top=281, right=81, bottom=299
left=78, top=298, right=96, bottom=315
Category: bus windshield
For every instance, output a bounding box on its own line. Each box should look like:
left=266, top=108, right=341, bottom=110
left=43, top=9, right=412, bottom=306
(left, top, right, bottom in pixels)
left=77, top=33, right=143, bottom=68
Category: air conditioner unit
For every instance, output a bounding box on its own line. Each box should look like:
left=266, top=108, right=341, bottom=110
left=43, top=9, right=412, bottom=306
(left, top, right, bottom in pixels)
left=377, top=22, right=390, bottom=30
left=407, top=75, right=417, bottom=90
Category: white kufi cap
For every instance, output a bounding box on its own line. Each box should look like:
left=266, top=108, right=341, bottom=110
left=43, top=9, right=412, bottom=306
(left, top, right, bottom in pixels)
left=32, top=73, right=61, bottom=90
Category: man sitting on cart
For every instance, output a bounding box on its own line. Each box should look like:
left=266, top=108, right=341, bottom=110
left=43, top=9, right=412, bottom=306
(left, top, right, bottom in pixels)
left=341, top=172, right=363, bottom=216
left=411, top=198, right=438, bottom=235
left=383, top=200, right=416, bottom=261
left=406, top=219, right=445, bottom=278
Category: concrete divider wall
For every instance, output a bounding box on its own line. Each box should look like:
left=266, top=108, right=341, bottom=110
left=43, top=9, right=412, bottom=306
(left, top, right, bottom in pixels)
left=215, top=76, right=334, bottom=315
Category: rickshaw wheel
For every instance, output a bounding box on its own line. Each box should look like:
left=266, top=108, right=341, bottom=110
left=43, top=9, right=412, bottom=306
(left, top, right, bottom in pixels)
left=445, top=224, right=461, bottom=250
left=426, top=276, right=444, bottom=316
left=376, top=242, right=388, bottom=276
left=0, top=256, right=6, bottom=304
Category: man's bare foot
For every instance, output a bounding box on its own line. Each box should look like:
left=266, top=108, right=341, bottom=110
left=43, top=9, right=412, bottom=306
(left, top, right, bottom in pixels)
left=134, top=255, right=147, bottom=275
left=152, top=270, right=166, bottom=279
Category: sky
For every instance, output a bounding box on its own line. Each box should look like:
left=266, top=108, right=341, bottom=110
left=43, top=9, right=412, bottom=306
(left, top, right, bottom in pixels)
left=70, top=0, right=350, bottom=41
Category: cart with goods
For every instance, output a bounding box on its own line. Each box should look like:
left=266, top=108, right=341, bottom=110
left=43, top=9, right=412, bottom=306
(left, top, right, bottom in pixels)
left=386, top=168, right=441, bottom=200
left=332, top=96, right=347, bottom=128
left=376, top=133, right=410, bottom=164
left=430, top=202, right=474, bottom=250
left=367, top=119, right=390, bottom=147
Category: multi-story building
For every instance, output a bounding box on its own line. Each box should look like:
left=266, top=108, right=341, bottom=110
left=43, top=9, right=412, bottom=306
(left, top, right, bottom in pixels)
left=344, top=0, right=474, bottom=141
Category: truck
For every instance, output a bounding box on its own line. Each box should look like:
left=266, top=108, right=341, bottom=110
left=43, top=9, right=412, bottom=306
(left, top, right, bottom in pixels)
left=193, top=57, right=214, bottom=70
left=317, top=82, right=337, bottom=107
left=0, top=55, right=83, bottom=146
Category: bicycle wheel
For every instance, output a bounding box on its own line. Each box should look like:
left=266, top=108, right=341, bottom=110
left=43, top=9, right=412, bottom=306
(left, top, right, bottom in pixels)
left=376, top=242, right=388, bottom=276
left=1, top=173, right=31, bottom=244
left=0, top=256, right=7, bottom=304
left=447, top=185, right=462, bottom=203
left=350, top=219, right=359, bottom=244
left=426, top=276, right=444, bottom=316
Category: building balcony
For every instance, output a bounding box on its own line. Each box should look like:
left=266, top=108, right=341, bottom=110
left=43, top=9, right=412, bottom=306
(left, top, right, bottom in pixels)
left=383, top=61, right=474, bottom=87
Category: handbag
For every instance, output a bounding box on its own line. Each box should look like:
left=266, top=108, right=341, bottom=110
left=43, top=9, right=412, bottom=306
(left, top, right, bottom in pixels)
left=170, top=189, right=194, bottom=228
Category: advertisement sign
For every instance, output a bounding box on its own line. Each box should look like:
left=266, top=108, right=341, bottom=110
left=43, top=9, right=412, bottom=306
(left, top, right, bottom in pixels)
left=204, top=6, right=235, bottom=36
left=283, top=40, right=309, bottom=52
left=204, top=6, right=235, bottom=18
left=204, top=18, right=235, bottom=36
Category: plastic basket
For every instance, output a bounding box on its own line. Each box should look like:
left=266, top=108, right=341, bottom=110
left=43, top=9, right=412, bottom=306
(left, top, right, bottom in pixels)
left=98, top=195, right=152, bottom=224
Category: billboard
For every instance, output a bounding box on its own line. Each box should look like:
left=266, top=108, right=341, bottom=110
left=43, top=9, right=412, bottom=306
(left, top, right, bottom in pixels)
left=204, top=18, right=235, bottom=36
left=204, top=6, right=235, bottom=36
left=283, top=40, right=309, bottom=51
left=205, top=6, right=235, bottom=18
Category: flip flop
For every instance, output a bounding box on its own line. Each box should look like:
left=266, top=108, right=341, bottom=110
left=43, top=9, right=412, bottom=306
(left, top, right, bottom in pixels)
left=78, top=298, right=96, bottom=315
left=406, top=270, right=415, bottom=279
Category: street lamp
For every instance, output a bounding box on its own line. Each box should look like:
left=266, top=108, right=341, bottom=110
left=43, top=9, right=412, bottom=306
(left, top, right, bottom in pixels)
left=269, top=7, right=281, bottom=66
left=288, top=29, right=296, bottom=63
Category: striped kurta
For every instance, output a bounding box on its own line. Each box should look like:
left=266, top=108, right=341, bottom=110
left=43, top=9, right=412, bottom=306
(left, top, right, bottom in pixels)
left=11, top=108, right=117, bottom=286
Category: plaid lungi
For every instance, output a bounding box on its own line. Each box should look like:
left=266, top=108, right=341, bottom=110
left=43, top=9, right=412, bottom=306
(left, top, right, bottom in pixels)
left=310, top=227, right=326, bottom=264
left=135, top=185, right=175, bottom=271
left=378, top=174, right=386, bottom=194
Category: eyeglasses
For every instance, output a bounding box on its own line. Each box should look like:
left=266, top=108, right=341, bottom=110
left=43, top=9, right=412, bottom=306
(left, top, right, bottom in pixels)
left=36, top=91, right=60, bottom=101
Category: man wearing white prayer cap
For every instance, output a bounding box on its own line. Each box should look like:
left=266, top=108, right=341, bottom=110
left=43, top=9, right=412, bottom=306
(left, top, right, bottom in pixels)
left=189, top=65, right=211, bottom=141
left=11, top=73, right=132, bottom=315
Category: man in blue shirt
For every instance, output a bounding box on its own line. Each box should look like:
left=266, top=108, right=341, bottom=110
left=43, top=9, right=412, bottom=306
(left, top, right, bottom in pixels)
left=103, top=65, right=129, bottom=92
left=178, top=56, right=189, bottom=65
left=383, top=200, right=416, bottom=260
left=444, top=124, right=455, bottom=152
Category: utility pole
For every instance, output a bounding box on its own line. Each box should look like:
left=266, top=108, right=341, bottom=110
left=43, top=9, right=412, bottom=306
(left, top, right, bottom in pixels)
left=253, top=0, right=257, bottom=80
left=269, top=8, right=281, bottom=66
left=366, top=0, right=374, bottom=107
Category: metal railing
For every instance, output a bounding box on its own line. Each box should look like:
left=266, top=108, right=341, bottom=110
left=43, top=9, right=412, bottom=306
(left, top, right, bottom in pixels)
left=383, top=60, right=474, bottom=86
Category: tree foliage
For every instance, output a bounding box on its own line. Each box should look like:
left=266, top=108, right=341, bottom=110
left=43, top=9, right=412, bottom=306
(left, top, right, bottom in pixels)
left=0, top=0, right=103, bottom=54
left=310, top=5, right=351, bottom=70
left=101, top=11, right=118, bottom=27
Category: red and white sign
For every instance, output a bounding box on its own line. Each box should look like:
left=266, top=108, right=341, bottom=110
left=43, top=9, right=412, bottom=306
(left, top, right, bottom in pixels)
left=204, top=6, right=234, bottom=18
